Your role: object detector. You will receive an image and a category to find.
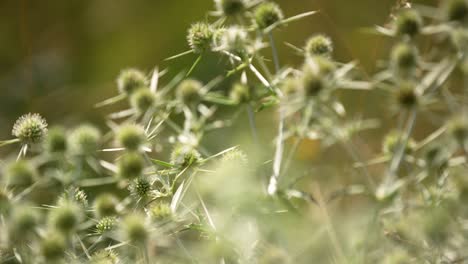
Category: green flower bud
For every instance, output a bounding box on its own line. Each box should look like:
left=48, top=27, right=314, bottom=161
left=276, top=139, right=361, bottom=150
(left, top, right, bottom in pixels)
left=129, top=177, right=151, bottom=199
left=41, top=232, right=66, bottom=261
left=301, top=71, right=325, bottom=97
left=130, top=88, right=157, bottom=113
left=218, top=26, right=249, bottom=55
left=254, top=2, right=284, bottom=30
left=73, top=188, right=88, bottom=207
left=69, top=125, right=101, bottom=156
left=121, top=213, right=149, bottom=244
left=117, top=152, right=144, bottom=179
left=215, top=0, right=245, bottom=16
left=394, top=10, right=422, bottom=37
left=187, top=22, right=214, bottom=54
left=116, top=124, right=146, bottom=151
left=96, top=216, right=117, bottom=234
left=5, top=160, right=36, bottom=189
left=176, top=79, right=203, bottom=103
left=10, top=206, right=37, bottom=237
left=444, top=0, right=468, bottom=22
left=305, top=34, right=333, bottom=57
left=280, top=77, right=300, bottom=97
left=150, top=203, right=172, bottom=221
left=391, top=43, right=418, bottom=74
left=94, top=193, right=119, bottom=217
left=12, top=113, right=48, bottom=144
left=44, top=126, right=67, bottom=153
left=395, top=84, right=418, bottom=109
left=90, top=250, right=119, bottom=264
left=229, top=83, right=250, bottom=104
left=49, top=202, right=82, bottom=234
left=117, top=69, right=148, bottom=95
left=170, top=145, right=201, bottom=167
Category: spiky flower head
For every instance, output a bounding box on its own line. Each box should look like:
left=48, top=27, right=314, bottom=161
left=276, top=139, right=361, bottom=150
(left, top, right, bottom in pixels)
left=301, top=71, right=325, bottom=97
left=170, top=144, right=201, bottom=167
left=150, top=203, right=173, bottom=221
left=187, top=22, right=215, bottom=54
left=41, top=232, right=66, bottom=261
left=94, top=193, right=119, bottom=218
left=117, top=68, right=148, bottom=95
left=117, top=152, right=144, bottom=179
left=305, top=34, right=333, bottom=57
left=96, top=216, right=117, bottom=235
left=444, top=0, right=468, bottom=22
left=217, top=26, right=249, bottom=55
left=215, top=0, right=246, bottom=16
left=176, top=79, right=203, bottom=103
left=49, top=202, right=82, bottom=234
left=129, top=177, right=152, bottom=199
left=395, top=84, right=418, bottom=109
left=69, top=125, right=101, bottom=156
left=254, top=2, right=284, bottom=30
left=5, top=159, right=36, bottom=189
left=130, top=88, right=157, bottom=113
left=394, top=9, right=423, bottom=37
left=116, top=124, right=147, bottom=151
left=121, top=213, right=149, bottom=244
left=229, top=83, right=250, bottom=104
left=280, top=77, right=300, bottom=97
left=10, top=206, right=38, bottom=237
left=90, top=250, right=119, bottom=264
left=43, top=126, right=67, bottom=153
left=391, top=43, right=418, bottom=74
left=73, top=188, right=88, bottom=206
left=12, top=113, right=48, bottom=144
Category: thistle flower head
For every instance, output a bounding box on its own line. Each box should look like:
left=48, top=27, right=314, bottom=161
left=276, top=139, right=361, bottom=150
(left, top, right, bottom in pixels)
left=96, top=216, right=117, bottom=234
left=187, top=22, right=215, bottom=54
left=117, top=68, right=148, bottom=95
left=150, top=203, right=173, bottom=221
left=49, top=202, right=82, bottom=234
left=94, top=193, right=119, bottom=217
left=305, top=34, right=333, bottom=57
left=10, top=206, right=37, bottom=236
left=391, top=43, right=418, bottom=74
left=116, top=124, right=147, bottom=151
left=69, top=125, right=101, bottom=156
left=130, top=88, right=157, bottom=113
left=170, top=144, right=201, bottom=167
left=229, top=83, right=250, bottom=104
left=394, top=9, right=423, bottom=37
left=117, top=152, right=144, bottom=179
left=254, top=2, right=284, bottom=30
left=129, top=177, right=152, bottom=199
left=280, top=77, right=300, bottom=97
left=5, top=160, right=36, bottom=189
left=215, top=0, right=246, bottom=16
left=121, top=213, right=149, bottom=244
left=90, top=250, right=119, bottom=264
left=217, top=26, right=249, bottom=55
left=176, top=79, right=203, bottom=103
left=395, top=84, right=418, bottom=109
left=444, top=0, right=468, bottom=22
left=301, top=71, right=325, bottom=97
left=43, top=126, right=67, bottom=153
left=41, top=232, right=66, bottom=261
left=12, top=113, right=48, bottom=144
left=73, top=188, right=88, bottom=207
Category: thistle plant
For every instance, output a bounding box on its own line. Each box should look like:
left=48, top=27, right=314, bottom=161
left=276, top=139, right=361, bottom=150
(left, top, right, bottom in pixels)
left=1, top=0, right=468, bottom=263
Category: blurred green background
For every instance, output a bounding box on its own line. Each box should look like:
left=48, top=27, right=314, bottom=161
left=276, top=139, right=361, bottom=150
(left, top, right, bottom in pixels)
left=0, top=0, right=437, bottom=145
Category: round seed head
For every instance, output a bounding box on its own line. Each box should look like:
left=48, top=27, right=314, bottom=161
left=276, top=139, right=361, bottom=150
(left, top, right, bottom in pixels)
left=117, top=69, right=148, bottom=95
left=117, top=152, right=144, bottom=179
left=150, top=203, right=173, bottom=221
left=96, top=216, right=117, bottom=234
left=391, top=43, right=418, bottom=74
left=170, top=145, right=201, bottom=167
left=121, top=213, right=148, bottom=244
left=444, top=0, right=468, bottom=22
left=129, top=177, right=152, bottom=199
left=69, top=125, right=101, bottom=156
left=44, top=126, right=67, bottom=153
left=176, top=79, right=203, bottom=103
left=187, top=22, right=214, bottom=53
left=394, top=10, right=423, bottom=37
left=254, top=2, right=284, bottom=30
left=5, top=160, right=36, bottom=188
left=41, top=232, right=66, bottom=261
left=94, top=193, right=119, bottom=217
left=49, top=202, right=82, bottom=234
left=218, top=26, right=249, bottom=55
left=10, top=206, right=37, bottom=236
left=130, top=88, right=157, bottom=113
left=116, top=124, right=146, bottom=151
left=229, top=83, right=250, bottom=104
left=215, top=0, right=245, bottom=16
left=12, top=113, right=48, bottom=144
left=305, top=34, right=333, bottom=57
left=395, top=84, right=418, bottom=109
left=301, top=71, right=325, bottom=97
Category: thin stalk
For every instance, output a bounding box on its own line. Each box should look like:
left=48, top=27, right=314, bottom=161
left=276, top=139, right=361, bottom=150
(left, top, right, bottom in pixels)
left=246, top=104, right=259, bottom=145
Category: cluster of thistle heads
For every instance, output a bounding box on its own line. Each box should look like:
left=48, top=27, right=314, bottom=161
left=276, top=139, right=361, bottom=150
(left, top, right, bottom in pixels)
left=1, top=0, right=468, bottom=263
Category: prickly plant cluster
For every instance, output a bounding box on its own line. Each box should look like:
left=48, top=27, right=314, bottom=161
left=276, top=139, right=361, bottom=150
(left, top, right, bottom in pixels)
left=1, top=0, right=468, bottom=263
